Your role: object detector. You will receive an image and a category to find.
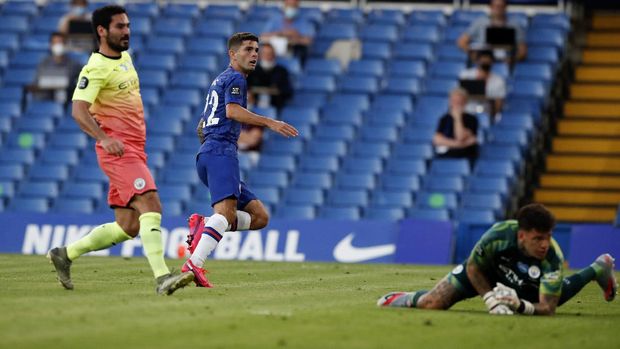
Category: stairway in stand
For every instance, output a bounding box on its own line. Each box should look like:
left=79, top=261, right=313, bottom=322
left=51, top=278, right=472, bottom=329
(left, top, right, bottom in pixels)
left=535, top=13, right=620, bottom=223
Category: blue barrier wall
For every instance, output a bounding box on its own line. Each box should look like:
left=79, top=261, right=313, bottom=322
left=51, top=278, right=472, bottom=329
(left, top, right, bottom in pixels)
left=0, top=213, right=617, bottom=267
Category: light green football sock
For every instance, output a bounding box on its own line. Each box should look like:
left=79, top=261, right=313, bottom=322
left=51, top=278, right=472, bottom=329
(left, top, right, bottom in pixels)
left=139, top=212, right=170, bottom=278
left=66, top=222, right=132, bottom=261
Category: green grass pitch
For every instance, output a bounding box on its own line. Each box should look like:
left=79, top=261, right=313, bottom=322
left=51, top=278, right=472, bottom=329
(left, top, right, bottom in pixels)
left=0, top=254, right=618, bottom=349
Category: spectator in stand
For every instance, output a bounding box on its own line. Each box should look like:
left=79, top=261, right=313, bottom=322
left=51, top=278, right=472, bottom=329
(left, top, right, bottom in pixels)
left=459, top=49, right=506, bottom=121
left=457, top=0, right=527, bottom=62
left=433, top=88, right=479, bottom=166
left=247, top=42, right=294, bottom=111
left=31, top=32, right=82, bottom=104
left=58, top=0, right=90, bottom=35
left=261, top=0, right=313, bottom=65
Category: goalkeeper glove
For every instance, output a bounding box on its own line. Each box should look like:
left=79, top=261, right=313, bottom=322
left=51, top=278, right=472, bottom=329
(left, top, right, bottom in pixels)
left=483, top=291, right=514, bottom=315
left=493, top=282, right=535, bottom=315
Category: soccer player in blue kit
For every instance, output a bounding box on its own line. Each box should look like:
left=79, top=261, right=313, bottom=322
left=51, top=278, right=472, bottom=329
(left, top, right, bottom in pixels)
left=182, top=32, right=299, bottom=287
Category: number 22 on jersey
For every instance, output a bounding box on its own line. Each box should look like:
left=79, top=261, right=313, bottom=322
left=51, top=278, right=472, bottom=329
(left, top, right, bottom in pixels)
left=203, top=90, right=219, bottom=127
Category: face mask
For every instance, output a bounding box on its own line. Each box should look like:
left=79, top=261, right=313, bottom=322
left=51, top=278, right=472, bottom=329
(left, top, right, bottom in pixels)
left=51, top=43, right=65, bottom=56
left=71, top=6, right=86, bottom=16
left=284, top=7, right=298, bottom=19
left=260, top=60, right=275, bottom=70
left=480, top=63, right=492, bottom=72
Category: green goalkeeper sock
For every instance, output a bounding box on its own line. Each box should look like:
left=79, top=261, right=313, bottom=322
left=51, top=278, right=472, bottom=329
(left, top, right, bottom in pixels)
left=558, top=266, right=597, bottom=306
left=411, top=291, right=428, bottom=308
left=66, top=222, right=132, bottom=261
left=139, top=212, right=170, bottom=278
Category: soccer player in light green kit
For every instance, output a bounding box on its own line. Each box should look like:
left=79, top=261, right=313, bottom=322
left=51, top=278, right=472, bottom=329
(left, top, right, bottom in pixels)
left=378, top=204, right=617, bottom=315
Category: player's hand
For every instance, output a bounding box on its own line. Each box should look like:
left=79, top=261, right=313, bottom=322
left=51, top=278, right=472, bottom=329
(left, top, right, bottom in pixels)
left=489, top=304, right=514, bottom=315
left=196, top=118, right=206, bottom=144
left=268, top=119, right=299, bottom=138
left=100, top=136, right=124, bottom=157
left=493, top=282, right=520, bottom=310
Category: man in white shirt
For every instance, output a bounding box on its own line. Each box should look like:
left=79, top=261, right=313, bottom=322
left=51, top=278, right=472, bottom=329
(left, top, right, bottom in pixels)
left=459, top=50, right=506, bottom=121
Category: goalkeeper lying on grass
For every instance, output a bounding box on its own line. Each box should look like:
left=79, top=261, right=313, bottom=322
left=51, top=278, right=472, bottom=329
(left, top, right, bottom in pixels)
left=378, top=203, right=617, bottom=315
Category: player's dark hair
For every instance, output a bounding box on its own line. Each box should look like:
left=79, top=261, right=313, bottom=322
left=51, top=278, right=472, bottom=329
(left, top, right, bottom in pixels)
left=517, top=203, right=555, bottom=233
left=228, top=32, right=259, bottom=51
left=91, top=5, right=127, bottom=43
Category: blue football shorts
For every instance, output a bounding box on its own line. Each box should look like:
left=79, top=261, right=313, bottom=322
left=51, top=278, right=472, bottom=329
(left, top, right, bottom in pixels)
left=196, top=152, right=257, bottom=209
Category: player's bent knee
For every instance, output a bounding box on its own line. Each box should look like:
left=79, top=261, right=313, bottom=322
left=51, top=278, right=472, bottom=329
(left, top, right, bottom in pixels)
left=252, top=209, right=269, bottom=229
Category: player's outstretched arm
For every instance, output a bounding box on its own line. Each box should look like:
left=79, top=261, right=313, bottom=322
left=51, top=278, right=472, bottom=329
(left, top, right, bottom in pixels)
left=533, top=294, right=559, bottom=316
left=72, top=100, right=124, bottom=157
left=226, top=103, right=299, bottom=138
left=467, top=260, right=513, bottom=314
left=196, top=117, right=206, bottom=144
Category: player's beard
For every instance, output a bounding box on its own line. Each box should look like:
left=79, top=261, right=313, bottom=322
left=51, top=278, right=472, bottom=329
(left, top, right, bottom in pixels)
left=107, top=35, right=129, bottom=53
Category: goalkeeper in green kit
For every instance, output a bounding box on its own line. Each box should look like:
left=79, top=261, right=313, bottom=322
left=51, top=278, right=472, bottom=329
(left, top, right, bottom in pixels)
left=378, top=203, right=617, bottom=315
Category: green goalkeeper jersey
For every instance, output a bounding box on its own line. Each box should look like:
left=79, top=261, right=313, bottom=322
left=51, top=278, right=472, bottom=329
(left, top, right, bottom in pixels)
left=469, top=220, right=564, bottom=302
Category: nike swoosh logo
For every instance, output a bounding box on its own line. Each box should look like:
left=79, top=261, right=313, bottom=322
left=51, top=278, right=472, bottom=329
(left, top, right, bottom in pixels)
left=333, top=233, right=396, bottom=263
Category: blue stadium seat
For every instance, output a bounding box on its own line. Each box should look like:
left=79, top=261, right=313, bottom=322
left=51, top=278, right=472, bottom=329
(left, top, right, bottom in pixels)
left=291, top=172, right=332, bottom=190
left=392, top=143, right=434, bottom=160
left=162, top=89, right=202, bottom=108
left=170, top=71, right=210, bottom=90
left=531, top=13, right=570, bottom=32
left=327, top=94, right=370, bottom=112
left=0, top=148, right=35, bottom=166
left=196, top=19, right=235, bottom=38
left=425, top=78, right=458, bottom=96
left=160, top=200, right=183, bottom=216
left=0, top=180, right=15, bottom=200
left=140, top=88, right=160, bottom=107
left=136, top=53, right=176, bottom=71
left=360, top=126, right=398, bottom=143
left=461, top=192, right=504, bottom=217
left=0, top=87, right=22, bottom=102
left=474, top=159, right=516, bottom=178
left=165, top=152, right=197, bottom=169
left=488, top=129, right=528, bottom=148
left=139, top=70, right=168, bottom=89
left=158, top=184, right=191, bottom=202
left=467, top=176, right=510, bottom=198
left=437, top=44, right=468, bottom=62
left=526, top=28, right=565, bottom=51
left=248, top=170, right=289, bottom=189
left=19, top=181, right=59, bottom=199
left=126, top=17, right=151, bottom=36
left=28, top=164, right=69, bottom=182
left=73, top=166, right=107, bottom=183
left=322, top=108, right=363, bottom=127
left=317, top=23, right=357, bottom=40
left=389, top=60, right=426, bottom=78
left=342, top=157, right=383, bottom=175
left=203, top=5, right=243, bottom=21
left=307, top=140, right=347, bottom=157
left=365, top=207, right=404, bottom=220
left=430, top=61, right=467, bottom=79
left=40, top=149, right=80, bottom=166
left=339, top=76, right=379, bottom=95
left=443, top=25, right=469, bottom=42
left=328, top=188, right=369, bottom=208
left=314, top=125, right=355, bottom=142
left=8, top=197, right=49, bottom=213
left=380, top=174, right=421, bottom=192
left=514, top=63, right=553, bottom=82
left=335, top=173, right=376, bottom=190
left=262, top=138, right=304, bottom=156
left=370, top=190, right=413, bottom=208
left=3, top=1, right=39, bottom=16
left=284, top=188, right=324, bottom=206
left=0, top=163, right=24, bottom=181
left=386, top=159, right=427, bottom=176
left=53, top=198, right=94, bottom=214
left=7, top=132, right=46, bottom=151
left=424, top=174, right=464, bottom=192
left=274, top=205, right=315, bottom=219
left=383, top=77, right=422, bottom=95
left=367, top=9, right=406, bottom=26
left=412, top=95, right=449, bottom=123
left=372, top=95, right=414, bottom=113
left=348, top=59, right=384, bottom=78
left=257, top=155, right=297, bottom=173
left=393, top=43, right=434, bottom=62
left=0, top=15, right=29, bottom=34
left=297, top=75, right=336, bottom=93
left=27, top=101, right=64, bottom=118
left=526, top=47, right=559, bottom=64
left=456, top=208, right=496, bottom=225
left=298, top=155, right=340, bottom=173
left=402, top=25, right=440, bottom=43
left=237, top=20, right=270, bottom=36
left=9, top=51, right=46, bottom=68
left=326, top=8, right=364, bottom=25
left=450, top=10, right=485, bottom=26
left=15, top=117, right=54, bottom=133
left=320, top=206, right=361, bottom=220
left=407, top=207, right=450, bottom=221
left=0, top=33, right=20, bottom=52
left=409, top=11, right=446, bottom=27
left=61, top=182, right=103, bottom=200
left=360, top=24, right=399, bottom=42
left=178, top=54, right=218, bottom=73
left=147, top=118, right=183, bottom=136
left=3, top=68, right=36, bottom=86
left=150, top=105, right=192, bottom=122
left=430, top=158, right=471, bottom=177
left=288, top=92, right=328, bottom=108
left=251, top=187, right=280, bottom=207
left=366, top=109, right=405, bottom=127
left=362, top=42, right=392, bottom=61
left=162, top=3, right=200, bottom=19
left=154, top=18, right=194, bottom=36
left=161, top=168, right=200, bottom=186
left=416, top=191, right=458, bottom=211
left=49, top=132, right=88, bottom=150
left=350, top=142, right=391, bottom=159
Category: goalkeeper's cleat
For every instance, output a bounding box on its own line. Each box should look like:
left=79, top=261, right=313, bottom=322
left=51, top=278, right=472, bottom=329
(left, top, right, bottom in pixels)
left=594, top=253, right=617, bottom=302
left=47, top=247, right=73, bottom=290
left=181, top=259, right=213, bottom=288
left=155, top=271, right=195, bottom=295
left=377, top=292, right=416, bottom=308
left=186, top=213, right=206, bottom=254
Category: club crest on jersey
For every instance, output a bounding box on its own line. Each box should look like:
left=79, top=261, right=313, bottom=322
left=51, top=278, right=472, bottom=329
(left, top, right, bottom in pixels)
left=231, top=86, right=241, bottom=95
left=528, top=265, right=541, bottom=279
left=78, top=76, right=89, bottom=89
left=134, top=178, right=146, bottom=190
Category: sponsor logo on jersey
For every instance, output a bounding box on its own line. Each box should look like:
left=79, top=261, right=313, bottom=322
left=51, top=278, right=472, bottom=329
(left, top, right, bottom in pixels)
left=133, top=178, right=146, bottom=190
left=528, top=265, right=541, bottom=279
left=517, top=261, right=528, bottom=274
left=499, top=264, right=524, bottom=286
left=78, top=76, right=89, bottom=89
left=231, top=86, right=241, bottom=95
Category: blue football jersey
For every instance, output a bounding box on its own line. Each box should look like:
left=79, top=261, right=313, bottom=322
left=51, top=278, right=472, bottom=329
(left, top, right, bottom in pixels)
left=199, top=66, right=247, bottom=155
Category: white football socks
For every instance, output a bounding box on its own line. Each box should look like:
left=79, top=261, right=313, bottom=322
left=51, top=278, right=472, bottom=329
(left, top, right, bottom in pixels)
left=190, top=213, right=228, bottom=267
